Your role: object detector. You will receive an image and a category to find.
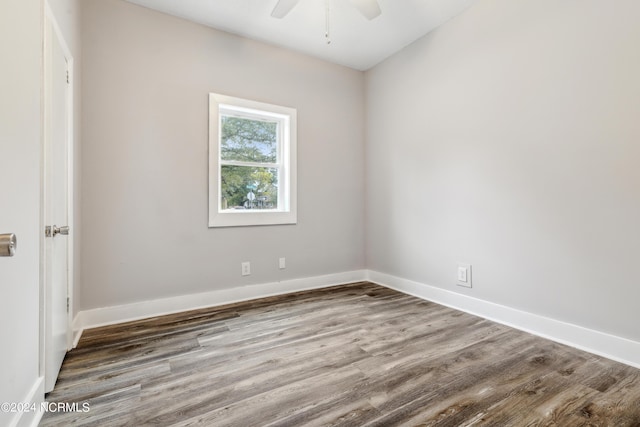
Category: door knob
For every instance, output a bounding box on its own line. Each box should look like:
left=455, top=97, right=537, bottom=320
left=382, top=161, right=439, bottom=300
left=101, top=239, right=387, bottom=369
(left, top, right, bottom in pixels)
left=45, top=225, right=70, bottom=237
left=54, top=226, right=70, bottom=236
left=0, top=233, right=17, bottom=257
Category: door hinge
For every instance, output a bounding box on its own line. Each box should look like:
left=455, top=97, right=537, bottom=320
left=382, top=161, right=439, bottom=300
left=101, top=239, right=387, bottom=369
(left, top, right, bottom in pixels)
left=67, top=297, right=70, bottom=312
left=66, top=70, right=69, bottom=84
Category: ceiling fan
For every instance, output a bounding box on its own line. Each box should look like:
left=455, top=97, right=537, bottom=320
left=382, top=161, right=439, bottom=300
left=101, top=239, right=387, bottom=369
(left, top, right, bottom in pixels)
left=271, top=0, right=382, bottom=21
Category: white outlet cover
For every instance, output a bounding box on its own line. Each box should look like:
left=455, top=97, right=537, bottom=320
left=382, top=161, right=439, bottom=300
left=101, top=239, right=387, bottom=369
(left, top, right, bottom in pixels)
left=241, top=262, right=251, bottom=276
left=457, top=263, right=472, bottom=288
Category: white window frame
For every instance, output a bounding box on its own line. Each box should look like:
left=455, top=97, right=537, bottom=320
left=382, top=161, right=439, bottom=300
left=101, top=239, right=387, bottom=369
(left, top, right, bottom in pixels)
left=209, top=93, right=297, bottom=227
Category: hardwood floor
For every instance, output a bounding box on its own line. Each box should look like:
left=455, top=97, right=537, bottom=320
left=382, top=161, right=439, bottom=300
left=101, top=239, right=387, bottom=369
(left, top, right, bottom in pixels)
left=41, top=282, right=640, bottom=426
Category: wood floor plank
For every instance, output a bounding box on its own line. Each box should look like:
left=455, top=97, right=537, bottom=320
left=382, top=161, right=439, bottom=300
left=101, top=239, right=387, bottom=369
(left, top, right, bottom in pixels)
left=41, top=282, right=640, bottom=426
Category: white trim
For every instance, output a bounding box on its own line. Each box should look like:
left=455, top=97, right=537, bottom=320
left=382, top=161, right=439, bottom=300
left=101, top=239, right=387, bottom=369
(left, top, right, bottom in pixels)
left=10, top=376, right=44, bottom=427
left=71, top=321, right=83, bottom=349
left=366, top=270, right=640, bottom=369
left=208, top=93, right=297, bottom=228
left=73, top=270, right=367, bottom=337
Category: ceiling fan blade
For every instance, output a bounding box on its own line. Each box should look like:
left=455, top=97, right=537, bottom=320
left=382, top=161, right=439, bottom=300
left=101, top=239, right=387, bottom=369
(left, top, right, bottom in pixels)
left=271, top=0, right=301, bottom=18
left=349, top=0, right=381, bottom=20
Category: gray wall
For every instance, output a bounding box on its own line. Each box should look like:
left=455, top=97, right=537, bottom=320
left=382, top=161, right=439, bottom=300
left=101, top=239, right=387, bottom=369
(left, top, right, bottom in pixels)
left=366, top=0, right=640, bottom=341
left=80, top=0, right=365, bottom=310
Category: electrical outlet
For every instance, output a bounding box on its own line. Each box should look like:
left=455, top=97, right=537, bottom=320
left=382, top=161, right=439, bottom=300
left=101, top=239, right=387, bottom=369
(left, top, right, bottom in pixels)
left=457, top=263, right=472, bottom=288
left=279, top=257, right=286, bottom=269
left=241, top=261, right=251, bottom=276
left=457, top=266, right=467, bottom=282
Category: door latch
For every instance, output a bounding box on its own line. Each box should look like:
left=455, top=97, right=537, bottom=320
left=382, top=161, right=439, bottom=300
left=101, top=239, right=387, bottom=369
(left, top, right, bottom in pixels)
left=45, top=225, right=70, bottom=238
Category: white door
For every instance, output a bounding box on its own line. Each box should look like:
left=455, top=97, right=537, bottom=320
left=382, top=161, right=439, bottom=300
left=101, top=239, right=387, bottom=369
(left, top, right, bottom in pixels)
left=43, top=12, right=73, bottom=393
left=0, top=1, right=45, bottom=423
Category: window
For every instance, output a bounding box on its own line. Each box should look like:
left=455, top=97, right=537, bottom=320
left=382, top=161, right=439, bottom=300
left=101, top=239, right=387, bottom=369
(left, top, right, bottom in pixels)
left=209, top=93, right=297, bottom=227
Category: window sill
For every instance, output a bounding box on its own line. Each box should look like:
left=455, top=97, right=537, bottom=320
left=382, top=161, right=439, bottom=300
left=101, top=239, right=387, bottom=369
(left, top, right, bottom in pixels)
left=208, top=210, right=297, bottom=228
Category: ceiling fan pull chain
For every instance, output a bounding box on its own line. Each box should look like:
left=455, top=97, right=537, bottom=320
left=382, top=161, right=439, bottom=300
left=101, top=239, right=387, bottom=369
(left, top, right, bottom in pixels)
left=325, top=0, right=331, bottom=44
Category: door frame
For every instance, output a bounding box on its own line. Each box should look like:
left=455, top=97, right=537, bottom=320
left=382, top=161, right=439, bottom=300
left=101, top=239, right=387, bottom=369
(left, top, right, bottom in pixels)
left=40, top=0, right=75, bottom=382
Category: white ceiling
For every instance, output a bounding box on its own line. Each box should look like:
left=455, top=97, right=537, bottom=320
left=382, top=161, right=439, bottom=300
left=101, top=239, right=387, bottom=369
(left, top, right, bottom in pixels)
left=125, top=0, right=477, bottom=71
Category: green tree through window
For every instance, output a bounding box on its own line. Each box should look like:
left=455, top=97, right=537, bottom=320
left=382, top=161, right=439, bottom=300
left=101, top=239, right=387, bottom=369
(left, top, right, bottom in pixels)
left=220, top=115, right=279, bottom=210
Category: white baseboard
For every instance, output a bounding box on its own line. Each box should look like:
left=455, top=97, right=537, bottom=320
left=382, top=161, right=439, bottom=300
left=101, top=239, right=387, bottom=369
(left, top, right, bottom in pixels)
left=10, top=376, right=44, bottom=427
left=72, top=268, right=640, bottom=369
left=71, top=325, right=83, bottom=349
left=367, top=270, right=640, bottom=369
left=73, top=270, right=367, bottom=342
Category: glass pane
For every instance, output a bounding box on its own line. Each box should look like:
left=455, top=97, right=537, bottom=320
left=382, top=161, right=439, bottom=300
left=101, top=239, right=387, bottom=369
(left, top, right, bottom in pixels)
left=221, top=115, right=278, bottom=163
left=220, top=165, right=279, bottom=211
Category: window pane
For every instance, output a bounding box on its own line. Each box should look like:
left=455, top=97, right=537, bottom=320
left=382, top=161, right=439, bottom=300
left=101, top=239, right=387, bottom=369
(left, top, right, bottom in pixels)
left=220, top=165, right=279, bottom=211
left=221, top=115, right=278, bottom=163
